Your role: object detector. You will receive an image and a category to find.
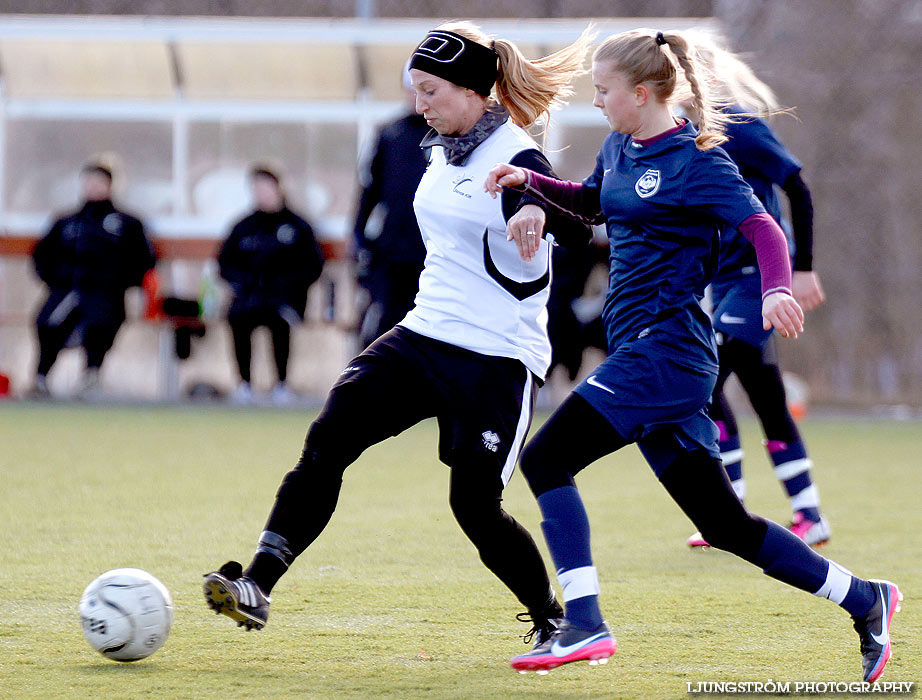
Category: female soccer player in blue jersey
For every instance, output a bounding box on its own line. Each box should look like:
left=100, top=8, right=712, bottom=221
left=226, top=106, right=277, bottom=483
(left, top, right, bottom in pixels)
left=683, top=34, right=830, bottom=549
left=203, top=22, right=594, bottom=655
left=485, top=28, right=900, bottom=682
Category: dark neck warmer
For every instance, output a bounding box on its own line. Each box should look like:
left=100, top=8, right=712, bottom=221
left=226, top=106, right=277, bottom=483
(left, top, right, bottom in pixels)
left=421, top=105, right=510, bottom=166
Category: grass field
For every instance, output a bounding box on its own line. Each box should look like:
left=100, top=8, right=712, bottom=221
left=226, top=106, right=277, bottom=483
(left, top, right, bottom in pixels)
left=0, top=403, right=918, bottom=699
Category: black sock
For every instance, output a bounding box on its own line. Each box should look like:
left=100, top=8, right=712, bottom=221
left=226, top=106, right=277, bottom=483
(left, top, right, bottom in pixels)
left=244, top=530, right=295, bottom=595
left=244, top=552, right=288, bottom=595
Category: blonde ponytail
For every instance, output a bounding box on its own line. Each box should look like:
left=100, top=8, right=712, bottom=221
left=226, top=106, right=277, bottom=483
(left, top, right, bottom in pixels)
left=659, top=32, right=729, bottom=150
left=685, top=28, right=785, bottom=118
left=436, top=21, right=594, bottom=129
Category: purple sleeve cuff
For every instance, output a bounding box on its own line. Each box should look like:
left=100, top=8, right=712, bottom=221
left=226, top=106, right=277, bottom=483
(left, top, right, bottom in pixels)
left=737, top=213, right=793, bottom=298
left=519, top=170, right=604, bottom=226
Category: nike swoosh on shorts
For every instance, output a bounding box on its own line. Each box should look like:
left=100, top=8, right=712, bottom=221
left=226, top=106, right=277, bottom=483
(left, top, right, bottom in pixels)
left=719, top=312, right=747, bottom=324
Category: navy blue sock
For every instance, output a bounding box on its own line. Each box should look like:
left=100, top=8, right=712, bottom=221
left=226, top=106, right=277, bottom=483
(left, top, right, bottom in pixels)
left=756, top=520, right=875, bottom=617
left=841, top=579, right=877, bottom=618
left=756, top=520, right=827, bottom=591
left=718, top=431, right=745, bottom=501
left=766, top=439, right=821, bottom=521
left=537, top=486, right=603, bottom=630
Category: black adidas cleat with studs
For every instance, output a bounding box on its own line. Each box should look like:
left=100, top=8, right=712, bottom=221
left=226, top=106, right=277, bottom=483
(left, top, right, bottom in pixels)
left=203, top=561, right=270, bottom=631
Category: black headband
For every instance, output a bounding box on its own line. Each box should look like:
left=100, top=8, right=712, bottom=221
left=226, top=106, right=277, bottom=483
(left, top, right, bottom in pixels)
left=408, top=30, right=498, bottom=97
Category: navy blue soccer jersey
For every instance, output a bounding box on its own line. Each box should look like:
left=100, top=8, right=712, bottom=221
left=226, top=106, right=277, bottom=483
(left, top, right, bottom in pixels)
left=714, top=106, right=801, bottom=284
left=584, top=120, right=765, bottom=359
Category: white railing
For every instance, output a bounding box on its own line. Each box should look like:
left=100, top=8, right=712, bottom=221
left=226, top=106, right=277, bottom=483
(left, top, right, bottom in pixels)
left=0, top=15, right=712, bottom=243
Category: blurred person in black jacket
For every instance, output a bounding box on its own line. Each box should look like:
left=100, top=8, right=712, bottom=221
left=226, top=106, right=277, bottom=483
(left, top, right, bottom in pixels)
left=30, top=161, right=156, bottom=399
left=352, top=68, right=430, bottom=348
left=218, top=165, right=324, bottom=405
left=546, top=243, right=597, bottom=383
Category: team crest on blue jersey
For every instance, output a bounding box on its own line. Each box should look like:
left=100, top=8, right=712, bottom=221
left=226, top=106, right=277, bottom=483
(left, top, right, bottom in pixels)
left=634, top=169, right=661, bottom=198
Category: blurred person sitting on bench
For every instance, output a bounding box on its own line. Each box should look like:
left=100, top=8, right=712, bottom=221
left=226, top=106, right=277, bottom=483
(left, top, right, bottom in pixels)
left=218, top=165, right=324, bottom=405
left=30, top=160, right=156, bottom=399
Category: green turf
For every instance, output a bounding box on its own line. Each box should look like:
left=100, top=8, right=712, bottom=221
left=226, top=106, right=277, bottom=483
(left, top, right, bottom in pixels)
left=0, top=404, right=918, bottom=699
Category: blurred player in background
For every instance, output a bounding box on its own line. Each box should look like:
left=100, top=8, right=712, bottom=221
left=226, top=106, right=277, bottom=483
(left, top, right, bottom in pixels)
left=545, top=237, right=598, bottom=384
left=204, top=22, right=594, bottom=653
left=218, top=165, right=324, bottom=405
left=683, top=33, right=830, bottom=549
left=486, top=28, right=899, bottom=682
left=30, top=160, right=155, bottom=399
left=353, top=64, right=430, bottom=348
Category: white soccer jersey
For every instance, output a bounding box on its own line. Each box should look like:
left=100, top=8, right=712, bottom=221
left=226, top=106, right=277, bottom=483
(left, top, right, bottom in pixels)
left=399, top=121, right=553, bottom=379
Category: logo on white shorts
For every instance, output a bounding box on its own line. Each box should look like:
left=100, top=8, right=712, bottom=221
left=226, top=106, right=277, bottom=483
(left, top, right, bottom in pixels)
left=482, top=431, right=500, bottom=452
left=635, top=169, right=661, bottom=198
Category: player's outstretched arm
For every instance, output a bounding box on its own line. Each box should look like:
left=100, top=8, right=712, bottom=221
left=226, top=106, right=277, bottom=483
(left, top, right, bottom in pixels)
left=485, top=163, right=526, bottom=197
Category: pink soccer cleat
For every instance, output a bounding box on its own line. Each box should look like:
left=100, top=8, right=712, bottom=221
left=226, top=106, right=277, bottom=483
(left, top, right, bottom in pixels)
left=510, top=620, right=616, bottom=674
left=788, top=511, right=831, bottom=546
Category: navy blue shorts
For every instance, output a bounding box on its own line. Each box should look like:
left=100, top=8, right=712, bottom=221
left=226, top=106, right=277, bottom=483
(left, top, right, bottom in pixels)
left=711, top=279, right=773, bottom=349
left=573, top=323, right=719, bottom=477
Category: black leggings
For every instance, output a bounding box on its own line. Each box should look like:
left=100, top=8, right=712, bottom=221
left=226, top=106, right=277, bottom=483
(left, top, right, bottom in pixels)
left=520, top=393, right=769, bottom=562
left=228, top=310, right=291, bottom=383
left=710, top=336, right=800, bottom=444
left=257, top=401, right=553, bottom=610
left=251, top=331, right=554, bottom=610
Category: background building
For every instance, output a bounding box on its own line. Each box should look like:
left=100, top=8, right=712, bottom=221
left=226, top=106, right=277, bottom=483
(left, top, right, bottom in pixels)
left=0, top=0, right=919, bottom=408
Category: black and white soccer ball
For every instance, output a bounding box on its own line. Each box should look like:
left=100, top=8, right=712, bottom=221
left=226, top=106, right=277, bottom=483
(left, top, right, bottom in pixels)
left=79, top=568, right=173, bottom=662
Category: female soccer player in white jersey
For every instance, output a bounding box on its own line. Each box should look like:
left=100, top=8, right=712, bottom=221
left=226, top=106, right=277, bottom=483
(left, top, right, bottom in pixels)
left=485, top=28, right=900, bottom=682
left=204, top=22, right=593, bottom=653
